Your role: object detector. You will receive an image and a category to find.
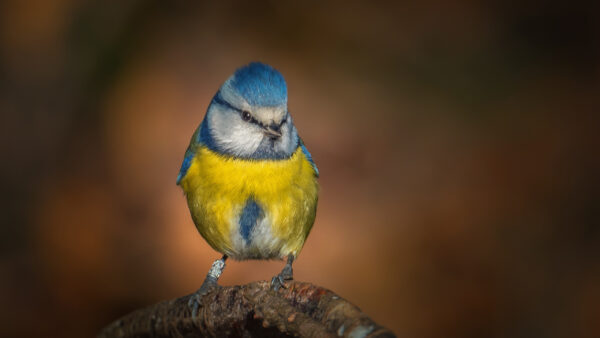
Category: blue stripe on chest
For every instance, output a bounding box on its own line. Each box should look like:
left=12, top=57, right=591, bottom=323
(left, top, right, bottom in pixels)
left=239, top=198, right=264, bottom=243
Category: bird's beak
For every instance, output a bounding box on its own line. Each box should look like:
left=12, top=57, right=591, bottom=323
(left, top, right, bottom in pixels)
left=263, top=125, right=282, bottom=139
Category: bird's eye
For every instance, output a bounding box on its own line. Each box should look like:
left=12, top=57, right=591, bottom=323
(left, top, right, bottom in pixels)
left=242, top=111, right=252, bottom=122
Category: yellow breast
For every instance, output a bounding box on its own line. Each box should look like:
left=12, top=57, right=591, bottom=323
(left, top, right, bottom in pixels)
left=179, top=145, right=319, bottom=260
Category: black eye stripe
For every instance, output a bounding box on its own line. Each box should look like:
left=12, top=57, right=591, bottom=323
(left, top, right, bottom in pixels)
left=212, top=94, right=241, bottom=113
left=244, top=113, right=260, bottom=126
left=213, top=93, right=288, bottom=129
left=213, top=94, right=257, bottom=125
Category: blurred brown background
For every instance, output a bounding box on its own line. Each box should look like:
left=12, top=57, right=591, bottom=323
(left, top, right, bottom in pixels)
left=1, top=1, right=599, bottom=337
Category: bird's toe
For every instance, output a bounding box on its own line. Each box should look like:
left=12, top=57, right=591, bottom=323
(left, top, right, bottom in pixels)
left=188, top=279, right=220, bottom=317
left=270, top=274, right=291, bottom=291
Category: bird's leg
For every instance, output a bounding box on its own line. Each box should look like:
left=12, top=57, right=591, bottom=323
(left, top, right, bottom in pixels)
left=271, top=254, right=294, bottom=291
left=188, top=255, right=227, bottom=317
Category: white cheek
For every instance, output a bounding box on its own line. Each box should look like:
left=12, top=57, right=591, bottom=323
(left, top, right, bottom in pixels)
left=225, top=123, right=263, bottom=154
left=209, top=109, right=264, bottom=156
left=275, top=123, right=298, bottom=155
left=280, top=124, right=292, bottom=148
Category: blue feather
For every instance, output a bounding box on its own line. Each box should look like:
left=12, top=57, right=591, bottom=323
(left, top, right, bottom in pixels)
left=239, top=198, right=263, bottom=243
left=231, top=62, right=287, bottom=107
left=176, top=149, right=194, bottom=185
left=176, top=125, right=203, bottom=185
left=300, top=141, right=319, bottom=177
left=198, top=119, right=219, bottom=151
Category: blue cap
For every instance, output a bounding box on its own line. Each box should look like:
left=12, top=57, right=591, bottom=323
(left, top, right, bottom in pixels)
left=231, top=62, right=287, bottom=107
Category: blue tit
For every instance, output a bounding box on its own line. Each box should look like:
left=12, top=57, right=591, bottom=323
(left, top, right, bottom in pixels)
left=176, top=62, right=319, bottom=315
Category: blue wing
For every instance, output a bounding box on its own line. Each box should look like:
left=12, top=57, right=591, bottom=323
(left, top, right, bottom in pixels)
left=176, top=125, right=202, bottom=185
left=176, top=148, right=194, bottom=185
left=300, top=140, right=319, bottom=177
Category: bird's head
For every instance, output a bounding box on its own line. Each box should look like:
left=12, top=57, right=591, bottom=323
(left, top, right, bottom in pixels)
left=201, top=62, right=299, bottom=159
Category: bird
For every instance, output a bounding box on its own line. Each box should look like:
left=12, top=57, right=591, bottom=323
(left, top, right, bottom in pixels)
left=176, top=62, right=319, bottom=316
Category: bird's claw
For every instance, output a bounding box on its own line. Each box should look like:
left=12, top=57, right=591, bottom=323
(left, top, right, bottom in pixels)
left=270, top=274, right=289, bottom=291
left=188, top=293, right=202, bottom=318
left=188, top=278, right=220, bottom=317
left=271, top=264, right=293, bottom=291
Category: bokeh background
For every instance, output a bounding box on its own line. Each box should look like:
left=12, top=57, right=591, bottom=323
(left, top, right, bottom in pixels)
left=1, top=1, right=599, bottom=337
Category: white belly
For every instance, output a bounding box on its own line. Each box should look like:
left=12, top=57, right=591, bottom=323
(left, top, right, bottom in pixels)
left=227, top=210, right=287, bottom=260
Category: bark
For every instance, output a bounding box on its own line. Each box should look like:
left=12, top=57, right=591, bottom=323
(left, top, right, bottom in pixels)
left=99, top=280, right=395, bottom=338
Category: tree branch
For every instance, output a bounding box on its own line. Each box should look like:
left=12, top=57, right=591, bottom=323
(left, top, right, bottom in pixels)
left=99, top=280, right=395, bottom=337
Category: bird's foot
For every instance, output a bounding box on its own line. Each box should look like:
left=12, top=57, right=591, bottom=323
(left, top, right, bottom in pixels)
left=188, top=276, right=220, bottom=317
left=270, top=263, right=293, bottom=291
left=188, top=257, right=227, bottom=317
